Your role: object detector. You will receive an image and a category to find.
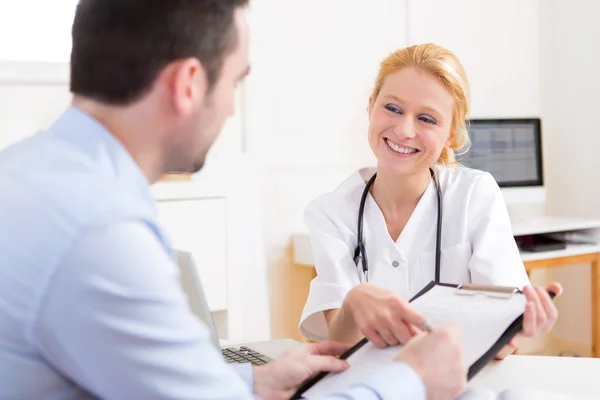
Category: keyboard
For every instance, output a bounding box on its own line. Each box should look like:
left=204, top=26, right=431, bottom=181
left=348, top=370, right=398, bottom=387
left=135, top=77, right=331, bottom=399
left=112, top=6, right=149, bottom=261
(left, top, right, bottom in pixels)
left=222, top=346, right=271, bottom=365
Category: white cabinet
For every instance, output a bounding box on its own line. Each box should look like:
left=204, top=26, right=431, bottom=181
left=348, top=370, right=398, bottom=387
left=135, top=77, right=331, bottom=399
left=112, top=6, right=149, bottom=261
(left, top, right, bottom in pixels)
left=152, top=157, right=271, bottom=341
left=156, top=198, right=229, bottom=312
left=407, top=0, right=541, bottom=118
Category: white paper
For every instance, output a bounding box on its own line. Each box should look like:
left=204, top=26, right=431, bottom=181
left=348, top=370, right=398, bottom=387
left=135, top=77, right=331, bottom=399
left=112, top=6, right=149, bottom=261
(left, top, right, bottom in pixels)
left=302, top=285, right=527, bottom=398
left=410, top=285, right=526, bottom=367
left=458, top=388, right=600, bottom=400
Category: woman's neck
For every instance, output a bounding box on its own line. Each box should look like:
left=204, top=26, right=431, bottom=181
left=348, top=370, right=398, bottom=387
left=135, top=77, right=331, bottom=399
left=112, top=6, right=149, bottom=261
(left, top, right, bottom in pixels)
left=370, top=167, right=432, bottom=217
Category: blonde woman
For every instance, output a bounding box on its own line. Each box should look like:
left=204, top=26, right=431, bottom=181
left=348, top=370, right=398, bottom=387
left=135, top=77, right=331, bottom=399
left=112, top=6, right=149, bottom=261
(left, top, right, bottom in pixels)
left=299, top=44, right=561, bottom=358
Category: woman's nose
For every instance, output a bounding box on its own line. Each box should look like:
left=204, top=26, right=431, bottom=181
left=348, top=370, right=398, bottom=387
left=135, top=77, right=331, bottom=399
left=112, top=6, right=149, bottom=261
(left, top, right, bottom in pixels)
left=393, top=116, right=417, bottom=139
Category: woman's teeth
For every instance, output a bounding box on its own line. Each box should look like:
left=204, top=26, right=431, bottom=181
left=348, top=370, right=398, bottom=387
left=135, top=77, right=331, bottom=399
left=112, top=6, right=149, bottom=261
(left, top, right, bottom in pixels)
left=386, top=139, right=417, bottom=154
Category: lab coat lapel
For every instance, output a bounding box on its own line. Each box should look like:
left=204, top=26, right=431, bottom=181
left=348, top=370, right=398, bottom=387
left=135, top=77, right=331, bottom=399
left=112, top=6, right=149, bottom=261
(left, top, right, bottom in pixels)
left=395, top=181, right=437, bottom=254
left=362, top=179, right=437, bottom=252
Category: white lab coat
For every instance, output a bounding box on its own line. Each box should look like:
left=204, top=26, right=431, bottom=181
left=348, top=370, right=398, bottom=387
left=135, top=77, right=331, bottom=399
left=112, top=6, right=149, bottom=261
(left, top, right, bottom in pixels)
left=299, top=165, right=530, bottom=342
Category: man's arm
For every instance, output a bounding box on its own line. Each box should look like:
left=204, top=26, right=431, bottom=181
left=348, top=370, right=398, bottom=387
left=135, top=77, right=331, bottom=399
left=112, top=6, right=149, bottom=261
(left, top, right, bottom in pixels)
left=311, top=362, right=425, bottom=400
left=33, top=221, right=256, bottom=399
left=31, top=220, right=429, bottom=400
left=249, top=340, right=426, bottom=400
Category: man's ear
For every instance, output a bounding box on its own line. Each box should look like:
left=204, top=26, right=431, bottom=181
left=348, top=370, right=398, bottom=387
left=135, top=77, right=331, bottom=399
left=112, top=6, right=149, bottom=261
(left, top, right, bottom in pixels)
left=166, top=58, right=207, bottom=116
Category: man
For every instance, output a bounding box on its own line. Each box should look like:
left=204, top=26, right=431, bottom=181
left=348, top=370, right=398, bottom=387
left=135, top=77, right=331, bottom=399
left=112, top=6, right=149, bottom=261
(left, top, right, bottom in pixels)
left=0, top=1, right=467, bottom=399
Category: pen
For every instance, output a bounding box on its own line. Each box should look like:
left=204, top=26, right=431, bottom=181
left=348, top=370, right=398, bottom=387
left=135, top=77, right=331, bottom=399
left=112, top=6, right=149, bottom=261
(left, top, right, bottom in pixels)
left=423, top=320, right=433, bottom=333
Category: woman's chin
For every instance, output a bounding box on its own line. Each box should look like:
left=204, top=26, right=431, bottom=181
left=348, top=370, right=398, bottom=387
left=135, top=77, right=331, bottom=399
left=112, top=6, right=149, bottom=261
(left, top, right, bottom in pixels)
left=377, top=158, right=418, bottom=176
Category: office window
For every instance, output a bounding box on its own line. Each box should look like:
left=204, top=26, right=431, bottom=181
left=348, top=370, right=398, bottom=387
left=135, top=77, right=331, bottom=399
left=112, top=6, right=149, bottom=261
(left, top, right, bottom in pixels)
left=0, top=1, right=78, bottom=62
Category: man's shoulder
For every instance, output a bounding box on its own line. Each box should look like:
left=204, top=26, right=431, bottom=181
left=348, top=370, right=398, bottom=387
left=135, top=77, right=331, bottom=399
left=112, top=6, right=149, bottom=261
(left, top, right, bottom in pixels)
left=0, top=127, right=155, bottom=225
left=0, top=131, right=160, bottom=283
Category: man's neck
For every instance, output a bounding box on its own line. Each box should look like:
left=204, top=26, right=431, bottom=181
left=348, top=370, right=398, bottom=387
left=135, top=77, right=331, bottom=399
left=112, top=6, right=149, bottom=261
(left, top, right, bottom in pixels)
left=71, top=98, right=166, bottom=183
left=370, top=167, right=432, bottom=217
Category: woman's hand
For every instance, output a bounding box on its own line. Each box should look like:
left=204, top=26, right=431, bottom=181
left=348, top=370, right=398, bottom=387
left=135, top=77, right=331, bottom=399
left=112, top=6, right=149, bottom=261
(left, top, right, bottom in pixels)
left=494, top=337, right=519, bottom=360
left=342, top=283, right=426, bottom=348
left=521, top=282, right=562, bottom=337
left=495, top=282, right=563, bottom=360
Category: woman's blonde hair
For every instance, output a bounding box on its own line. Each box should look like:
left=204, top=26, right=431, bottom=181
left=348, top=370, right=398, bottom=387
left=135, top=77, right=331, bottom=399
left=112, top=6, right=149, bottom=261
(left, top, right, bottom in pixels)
left=369, top=43, right=471, bottom=165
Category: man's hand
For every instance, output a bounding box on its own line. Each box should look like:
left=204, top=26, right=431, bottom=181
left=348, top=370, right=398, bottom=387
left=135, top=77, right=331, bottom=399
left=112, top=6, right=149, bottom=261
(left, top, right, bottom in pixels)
left=252, top=342, right=351, bottom=400
left=395, top=324, right=467, bottom=400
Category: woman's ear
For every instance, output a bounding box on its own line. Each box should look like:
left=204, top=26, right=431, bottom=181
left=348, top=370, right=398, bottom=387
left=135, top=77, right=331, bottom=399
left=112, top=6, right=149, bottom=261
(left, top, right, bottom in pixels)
left=446, top=130, right=457, bottom=147
left=367, top=97, right=373, bottom=117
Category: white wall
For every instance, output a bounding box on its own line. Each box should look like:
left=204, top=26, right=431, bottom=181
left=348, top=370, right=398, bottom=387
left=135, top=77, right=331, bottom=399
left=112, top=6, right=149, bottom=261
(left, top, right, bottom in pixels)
left=246, top=0, right=543, bottom=259
left=0, top=0, right=77, bottom=63
left=0, top=83, right=71, bottom=147
left=245, top=0, right=407, bottom=261
left=539, top=0, right=600, bottom=348
left=407, top=0, right=540, bottom=118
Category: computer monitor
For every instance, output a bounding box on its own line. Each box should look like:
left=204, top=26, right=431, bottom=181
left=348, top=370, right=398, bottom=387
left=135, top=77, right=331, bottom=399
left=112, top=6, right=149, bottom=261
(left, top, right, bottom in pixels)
left=457, top=118, right=543, bottom=188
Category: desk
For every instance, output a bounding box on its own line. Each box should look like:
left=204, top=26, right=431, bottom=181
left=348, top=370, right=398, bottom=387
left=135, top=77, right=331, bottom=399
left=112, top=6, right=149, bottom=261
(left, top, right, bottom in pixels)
left=291, top=216, right=600, bottom=356
left=469, top=354, right=600, bottom=396
left=220, top=338, right=600, bottom=397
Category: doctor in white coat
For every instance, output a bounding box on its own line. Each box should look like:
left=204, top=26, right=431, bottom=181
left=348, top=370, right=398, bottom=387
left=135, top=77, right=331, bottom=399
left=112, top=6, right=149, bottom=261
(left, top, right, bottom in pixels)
left=299, top=43, right=562, bottom=359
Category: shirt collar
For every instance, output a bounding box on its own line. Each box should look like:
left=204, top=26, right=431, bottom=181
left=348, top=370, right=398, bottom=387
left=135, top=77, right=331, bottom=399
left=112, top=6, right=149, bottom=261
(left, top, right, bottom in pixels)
left=50, top=105, right=156, bottom=210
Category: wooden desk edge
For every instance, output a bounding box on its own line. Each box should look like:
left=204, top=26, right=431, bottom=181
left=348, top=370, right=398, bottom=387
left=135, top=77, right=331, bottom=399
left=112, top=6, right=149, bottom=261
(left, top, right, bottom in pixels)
left=523, top=252, right=600, bottom=358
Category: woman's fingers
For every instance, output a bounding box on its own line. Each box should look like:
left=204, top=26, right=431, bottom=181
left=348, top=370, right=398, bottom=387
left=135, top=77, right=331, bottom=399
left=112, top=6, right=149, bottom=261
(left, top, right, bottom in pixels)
left=509, top=336, right=519, bottom=348
left=390, top=321, right=415, bottom=344
left=494, top=343, right=516, bottom=360
left=548, top=282, right=563, bottom=297
left=364, top=327, right=387, bottom=349
left=537, top=286, right=559, bottom=332
left=522, top=300, right=537, bottom=337
left=534, top=287, right=548, bottom=329
left=378, top=327, right=400, bottom=346
left=522, top=284, right=562, bottom=336
left=399, top=303, right=427, bottom=331
left=523, top=286, right=546, bottom=336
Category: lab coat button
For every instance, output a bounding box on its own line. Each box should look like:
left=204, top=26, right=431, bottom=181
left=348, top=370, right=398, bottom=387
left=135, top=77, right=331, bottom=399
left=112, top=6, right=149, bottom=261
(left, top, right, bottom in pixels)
left=392, top=260, right=400, bottom=268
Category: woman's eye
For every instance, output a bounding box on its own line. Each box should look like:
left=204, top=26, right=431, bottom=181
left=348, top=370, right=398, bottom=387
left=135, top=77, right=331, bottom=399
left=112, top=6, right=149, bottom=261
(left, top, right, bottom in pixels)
left=384, top=104, right=402, bottom=114
left=419, top=115, right=437, bottom=125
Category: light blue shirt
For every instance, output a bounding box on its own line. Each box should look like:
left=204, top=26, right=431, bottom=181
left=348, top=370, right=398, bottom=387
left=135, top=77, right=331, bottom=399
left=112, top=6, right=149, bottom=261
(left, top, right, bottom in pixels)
left=0, top=106, right=425, bottom=399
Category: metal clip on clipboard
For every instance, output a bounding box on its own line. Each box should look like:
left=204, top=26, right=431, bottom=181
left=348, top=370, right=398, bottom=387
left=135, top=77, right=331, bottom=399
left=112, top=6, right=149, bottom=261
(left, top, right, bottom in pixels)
left=455, top=283, right=521, bottom=299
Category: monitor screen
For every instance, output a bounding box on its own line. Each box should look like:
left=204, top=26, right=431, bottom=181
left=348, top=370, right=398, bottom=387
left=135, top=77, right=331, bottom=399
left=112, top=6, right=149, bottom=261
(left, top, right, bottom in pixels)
left=457, top=118, right=543, bottom=187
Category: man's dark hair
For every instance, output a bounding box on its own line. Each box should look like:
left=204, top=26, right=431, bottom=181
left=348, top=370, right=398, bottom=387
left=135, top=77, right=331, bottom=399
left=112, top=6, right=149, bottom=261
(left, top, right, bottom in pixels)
left=70, top=0, right=249, bottom=105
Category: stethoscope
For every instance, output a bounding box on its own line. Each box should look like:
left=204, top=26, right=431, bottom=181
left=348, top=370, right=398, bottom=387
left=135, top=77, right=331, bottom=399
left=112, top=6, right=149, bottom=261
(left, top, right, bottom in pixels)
left=353, top=168, right=443, bottom=283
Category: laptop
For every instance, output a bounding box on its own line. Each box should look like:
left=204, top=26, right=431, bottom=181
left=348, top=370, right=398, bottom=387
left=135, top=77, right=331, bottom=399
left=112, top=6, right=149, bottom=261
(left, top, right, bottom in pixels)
left=174, top=250, right=272, bottom=366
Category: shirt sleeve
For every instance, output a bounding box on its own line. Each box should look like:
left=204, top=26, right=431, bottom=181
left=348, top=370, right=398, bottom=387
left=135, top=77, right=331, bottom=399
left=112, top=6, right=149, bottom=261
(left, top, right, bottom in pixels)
left=230, top=363, right=254, bottom=388
left=299, top=200, right=361, bottom=342
left=33, top=221, right=256, bottom=400
left=467, top=173, right=531, bottom=288
left=312, top=362, right=426, bottom=400
left=31, top=219, right=425, bottom=400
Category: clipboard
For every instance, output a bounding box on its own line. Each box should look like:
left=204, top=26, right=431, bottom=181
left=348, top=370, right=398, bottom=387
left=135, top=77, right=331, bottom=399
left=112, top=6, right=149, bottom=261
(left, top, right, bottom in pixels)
left=291, top=281, right=556, bottom=400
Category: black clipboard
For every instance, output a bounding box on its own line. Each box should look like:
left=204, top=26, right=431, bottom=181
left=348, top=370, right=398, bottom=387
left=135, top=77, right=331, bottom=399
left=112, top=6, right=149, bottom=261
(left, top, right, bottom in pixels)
left=291, top=281, right=556, bottom=399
